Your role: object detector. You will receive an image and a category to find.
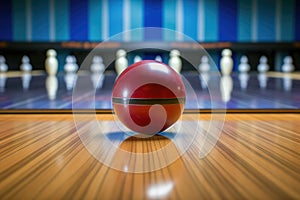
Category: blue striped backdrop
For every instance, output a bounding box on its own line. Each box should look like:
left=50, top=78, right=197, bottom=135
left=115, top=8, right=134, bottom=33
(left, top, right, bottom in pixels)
left=0, top=0, right=299, bottom=42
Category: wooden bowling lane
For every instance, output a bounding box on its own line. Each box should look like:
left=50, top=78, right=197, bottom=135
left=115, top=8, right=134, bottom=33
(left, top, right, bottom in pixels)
left=0, top=114, right=300, bottom=199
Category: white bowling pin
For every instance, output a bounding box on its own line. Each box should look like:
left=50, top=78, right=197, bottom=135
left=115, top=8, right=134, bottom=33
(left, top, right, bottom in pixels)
left=64, top=73, right=78, bottom=91
left=20, top=55, right=32, bottom=72
left=64, top=55, right=78, bottom=73
left=257, top=56, right=269, bottom=73
left=220, top=49, right=233, bottom=76
left=282, top=56, right=295, bottom=73
left=90, top=56, right=105, bottom=73
left=134, top=55, right=142, bottom=63
left=198, top=55, right=210, bottom=73
left=0, top=56, right=8, bottom=72
left=168, top=49, right=182, bottom=73
left=115, top=49, right=128, bottom=75
left=91, top=73, right=105, bottom=89
left=45, top=49, right=58, bottom=75
left=155, top=55, right=162, bottom=62
left=46, top=75, right=58, bottom=100
left=238, top=55, right=250, bottom=73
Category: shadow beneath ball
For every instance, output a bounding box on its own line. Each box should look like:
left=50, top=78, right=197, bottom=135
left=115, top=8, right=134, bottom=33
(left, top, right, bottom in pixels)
left=105, top=131, right=176, bottom=153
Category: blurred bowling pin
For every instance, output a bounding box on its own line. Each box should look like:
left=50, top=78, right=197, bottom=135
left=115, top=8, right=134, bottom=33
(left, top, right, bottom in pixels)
left=91, top=73, right=105, bottom=89
left=115, top=49, right=128, bottom=75
left=90, top=55, right=105, bottom=74
left=168, top=49, right=182, bottom=73
left=45, top=49, right=58, bottom=75
left=0, top=56, right=8, bottom=72
left=46, top=75, right=58, bottom=100
left=64, top=73, right=77, bottom=91
left=198, top=55, right=210, bottom=73
left=134, top=55, right=142, bottom=63
left=220, top=49, right=233, bottom=76
left=155, top=55, right=162, bottom=62
left=64, top=55, right=78, bottom=73
left=282, top=56, right=294, bottom=73
left=257, top=56, right=269, bottom=73
left=238, top=55, right=250, bottom=73
left=20, top=55, right=32, bottom=72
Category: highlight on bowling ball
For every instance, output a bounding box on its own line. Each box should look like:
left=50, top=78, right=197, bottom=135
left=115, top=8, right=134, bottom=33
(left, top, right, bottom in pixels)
left=112, top=60, right=186, bottom=136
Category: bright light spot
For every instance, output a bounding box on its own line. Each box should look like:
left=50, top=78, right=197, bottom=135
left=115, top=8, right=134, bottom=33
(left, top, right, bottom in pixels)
left=147, top=181, right=174, bottom=199
left=124, top=165, right=128, bottom=172
left=149, top=63, right=169, bottom=74
left=122, top=89, right=128, bottom=98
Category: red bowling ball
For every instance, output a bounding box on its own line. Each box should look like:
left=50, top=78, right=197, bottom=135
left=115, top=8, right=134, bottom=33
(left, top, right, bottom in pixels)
left=112, top=60, right=186, bottom=135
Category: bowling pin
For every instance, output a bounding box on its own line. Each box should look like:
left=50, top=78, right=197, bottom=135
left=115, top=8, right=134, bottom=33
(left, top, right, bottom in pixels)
left=90, top=55, right=105, bottom=74
left=115, top=49, right=128, bottom=75
left=257, top=56, right=269, bottom=73
left=198, top=55, right=210, bottom=73
left=282, top=56, right=294, bottom=73
left=20, top=55, right=32, bottom=72
left=155, top=55, right=163, bottom=62
left=168, top=49, right=182, bottom=73
left=46, top=75, right=58, bottom=100
left=238, top=55, right=250, bottom=73
left=91, top=73, right=105, bottom=89
left=64, top=55, right=78, bottom=73
left=220, top=49, right=233, bottom=76
left=64, top=73, right=78, bottom=91
left=0, top=56, right=8, bottom=72
left=45, top=49, right=58, bottom=75
left=134, top=55, right=142, bottom=63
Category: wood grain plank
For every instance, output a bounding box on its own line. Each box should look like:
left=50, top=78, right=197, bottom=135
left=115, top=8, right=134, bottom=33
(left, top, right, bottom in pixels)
left=0, top=114, right=299, bottom=199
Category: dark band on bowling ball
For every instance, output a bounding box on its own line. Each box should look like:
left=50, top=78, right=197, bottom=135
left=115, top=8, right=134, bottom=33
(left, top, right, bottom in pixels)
left=112, top=97, right=186, bottom=105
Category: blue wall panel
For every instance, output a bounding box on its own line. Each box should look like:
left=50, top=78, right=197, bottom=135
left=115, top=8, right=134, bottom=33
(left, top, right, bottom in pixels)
left=204, top=0, right=218, bottom=41
left=143, top=0, right=162, bottom=40
left=237, top=0, right=252, bottom=41
left=0, top=0, right=298, bottom=42
left=31, top=0, right=49, bottom=41
left=54, top=0, right=69, bottom=41
left=0, top=0, right=12, bottom=40
left=70, top=0, right=88, bottom=41
left=257, top=0, right=276, bottom=41
left=108, top=0, right=123, bottom=38
left=183, top=0, right=198, bottom=40
left=89, top=0, right=102, bottom=41
left=218, top=0, right=237, bottom=41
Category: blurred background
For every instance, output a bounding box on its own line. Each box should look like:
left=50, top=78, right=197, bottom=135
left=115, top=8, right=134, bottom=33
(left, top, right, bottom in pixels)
left=0, top=0, right=299, bottom=71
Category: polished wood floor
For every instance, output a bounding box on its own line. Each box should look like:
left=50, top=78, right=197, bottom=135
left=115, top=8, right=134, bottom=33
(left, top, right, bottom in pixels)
left=0, top=114, right=300, bottom=199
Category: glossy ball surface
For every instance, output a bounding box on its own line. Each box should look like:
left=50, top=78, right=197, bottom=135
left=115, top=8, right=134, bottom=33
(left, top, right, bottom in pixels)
left=112, top=60, right=186, bottom=135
